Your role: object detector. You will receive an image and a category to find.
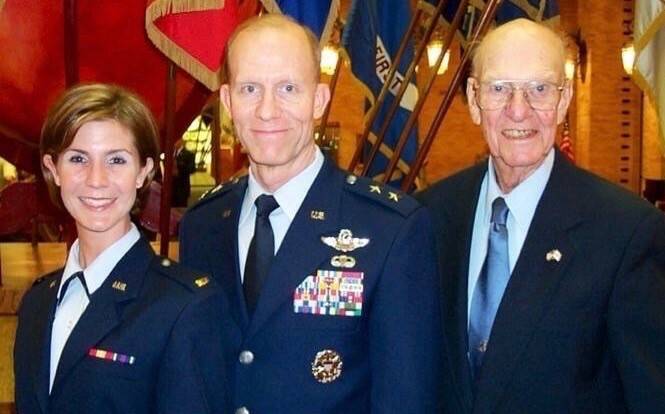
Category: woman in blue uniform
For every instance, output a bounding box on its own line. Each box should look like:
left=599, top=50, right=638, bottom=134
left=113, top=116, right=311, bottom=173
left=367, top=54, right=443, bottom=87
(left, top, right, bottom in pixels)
left=14, top=83, right=228, bottom=414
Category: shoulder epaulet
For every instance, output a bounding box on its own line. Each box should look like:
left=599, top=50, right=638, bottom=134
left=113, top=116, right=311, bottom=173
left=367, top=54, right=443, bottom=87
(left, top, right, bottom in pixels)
left=189, top=175, right=247, bottom=211
left=153, top=257, right=214, bottom=293
left=32, top=270, right=60, bottom=288
left=32, top=276, right=48, bottom=287
left=342, top=174, right=420, bottom=217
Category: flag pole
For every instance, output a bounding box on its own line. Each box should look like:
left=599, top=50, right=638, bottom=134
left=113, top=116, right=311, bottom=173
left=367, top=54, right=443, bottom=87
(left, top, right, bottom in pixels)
left=64, top=0, right=79, bottom=86
left=381, top=0, right=468, bottom=185
left=358, top=0, right=451, bottom=178
left=159, top=63, right=177, bottom=256
left=348, top=6, right=424, bottom=172
left=402, top=0, right=503, bottom=191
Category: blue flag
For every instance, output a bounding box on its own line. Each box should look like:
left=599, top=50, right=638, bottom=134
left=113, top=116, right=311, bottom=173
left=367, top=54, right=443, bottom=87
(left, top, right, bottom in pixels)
left=420, top=0, right=559, bottom=44
left=343, top=0, right=419, bottom=187
left=261, top=0, right=339, bottom=44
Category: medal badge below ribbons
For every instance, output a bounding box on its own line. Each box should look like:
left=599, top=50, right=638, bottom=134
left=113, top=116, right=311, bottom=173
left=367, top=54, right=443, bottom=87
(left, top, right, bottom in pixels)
left=294, top=270, right=364, bottom=316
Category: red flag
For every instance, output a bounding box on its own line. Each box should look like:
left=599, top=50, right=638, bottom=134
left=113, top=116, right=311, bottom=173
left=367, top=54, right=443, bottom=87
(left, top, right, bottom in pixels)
left=559, top=116, right=575, bottom=163
left=146, top=0, right=259, bottom=91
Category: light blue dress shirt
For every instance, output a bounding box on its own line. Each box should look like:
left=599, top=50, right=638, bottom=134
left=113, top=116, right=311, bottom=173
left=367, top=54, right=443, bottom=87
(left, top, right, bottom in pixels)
left=49, top=223, right=140, bottom=392
left=238, top=147, right=324, bottom=281
left=467, top=149, right=555, bottom=319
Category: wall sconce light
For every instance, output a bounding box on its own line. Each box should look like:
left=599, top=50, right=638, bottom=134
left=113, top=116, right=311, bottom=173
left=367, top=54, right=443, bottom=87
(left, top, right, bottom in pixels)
left=564, top=58, right=576, bottom=80
left=426, top=40, right=450, bottom=75
left=621, top=42, right=635, bottom=75
left=566, top=29, right=587, bottom=83
left=320, top=45, right=339, bottom=76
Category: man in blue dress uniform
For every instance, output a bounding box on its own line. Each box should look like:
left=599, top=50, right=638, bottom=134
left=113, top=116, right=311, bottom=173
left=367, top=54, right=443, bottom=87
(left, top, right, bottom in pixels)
left=179, top=14, right=442, bottom=414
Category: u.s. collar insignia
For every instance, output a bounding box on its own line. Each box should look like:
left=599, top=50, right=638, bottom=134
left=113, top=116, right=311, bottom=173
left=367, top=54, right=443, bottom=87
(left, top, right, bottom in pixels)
left=310, top=210, right=325, bottom=220
left=546, top=249, right=562, bottom=262
left=311, top=349, right=343, bottom=383
left=321, top=229, right=369, bottom=252
left=330, top=255, right=356, bottom=268
left=112, top=281, right=127, bottom=292
left=49, top=280, right=57, bottom=289
left=194, top=276, right=209, bottom=288
left=222, top=209, right=232, bottom=218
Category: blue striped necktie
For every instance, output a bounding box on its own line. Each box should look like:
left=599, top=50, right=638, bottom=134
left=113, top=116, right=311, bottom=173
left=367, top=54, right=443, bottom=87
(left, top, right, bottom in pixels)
left=469, top=197, right=510, bottom=380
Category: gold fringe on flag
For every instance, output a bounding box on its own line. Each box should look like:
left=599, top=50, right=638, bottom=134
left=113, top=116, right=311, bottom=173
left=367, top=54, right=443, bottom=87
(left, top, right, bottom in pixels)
left=0, top=0, right=5, bottom=13
left=145, top=0, right=225, bottom=91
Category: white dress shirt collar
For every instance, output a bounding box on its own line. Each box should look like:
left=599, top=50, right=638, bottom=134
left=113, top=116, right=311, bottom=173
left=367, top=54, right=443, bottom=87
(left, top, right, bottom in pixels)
left=59, top=222, right=141, bottom=297
left=485, top=148, right=555, bottom=232
left=240, top=147, right=324, bottom=227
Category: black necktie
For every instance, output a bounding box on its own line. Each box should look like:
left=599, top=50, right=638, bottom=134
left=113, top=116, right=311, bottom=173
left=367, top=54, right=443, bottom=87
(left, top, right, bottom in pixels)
left=57, top=271, right=90, bottom=306
left=244, top=194, right=280, bottom=314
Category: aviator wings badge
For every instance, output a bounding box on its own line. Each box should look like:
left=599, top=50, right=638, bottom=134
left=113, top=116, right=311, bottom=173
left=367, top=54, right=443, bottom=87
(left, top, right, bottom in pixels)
left=321, top=229, right=369, bottom=252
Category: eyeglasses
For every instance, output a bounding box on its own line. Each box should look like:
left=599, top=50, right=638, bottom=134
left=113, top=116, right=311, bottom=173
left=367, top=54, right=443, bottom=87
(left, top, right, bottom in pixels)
left=472, top=79, right=565, bottom=111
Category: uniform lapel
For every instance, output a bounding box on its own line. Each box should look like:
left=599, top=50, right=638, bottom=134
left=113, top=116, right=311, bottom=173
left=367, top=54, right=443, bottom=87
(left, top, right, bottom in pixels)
left=28, top=273, right=61, bottom=414
left=50, top=238, right=152, bottom=395
left=472, top=153, right=584, bottom=413
left=445, top=163, right=486, bottom=413
left=246, top=159, right=342, bottom=340
left=206, top=180, right=249, bottom=330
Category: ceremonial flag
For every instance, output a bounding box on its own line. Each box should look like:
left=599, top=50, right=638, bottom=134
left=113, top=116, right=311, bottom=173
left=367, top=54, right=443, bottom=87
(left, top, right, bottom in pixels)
left=146, top=0, right=258, bottom=91
left=419, top=0, right=559, bottom=45
left=633, top=0, right=665, bottom=154
left=343, top=0, right=419, bottom=186
left=559, top=116, right=575, bottom=163
left=260, top=0, right=339, bottom=45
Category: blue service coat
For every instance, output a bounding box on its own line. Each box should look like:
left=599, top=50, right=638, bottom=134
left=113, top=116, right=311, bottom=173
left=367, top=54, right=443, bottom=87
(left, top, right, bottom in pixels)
left=14, top=237, right=230, bottom=414
left=179, top=158, right=442, bottom=413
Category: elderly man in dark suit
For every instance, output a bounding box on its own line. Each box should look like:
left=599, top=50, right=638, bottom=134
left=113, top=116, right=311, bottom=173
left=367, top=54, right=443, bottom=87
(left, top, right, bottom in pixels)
left=418, top=18, right=665, bottom=414
left=179, top=14, right=442, bottom=414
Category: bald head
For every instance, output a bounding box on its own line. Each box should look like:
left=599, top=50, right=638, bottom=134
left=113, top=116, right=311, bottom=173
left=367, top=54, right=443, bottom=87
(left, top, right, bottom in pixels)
left=472, top=18, right=566, bottom=81
left=225, top=14, right=321, bottom=82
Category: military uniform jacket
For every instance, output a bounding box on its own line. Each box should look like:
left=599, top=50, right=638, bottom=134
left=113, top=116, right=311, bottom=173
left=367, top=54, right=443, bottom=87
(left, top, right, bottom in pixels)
left=14, top=236, right=230, bottom=414
left=179, top=158, right=442, bottom=413
left=418, top=150, right=665, bottom=414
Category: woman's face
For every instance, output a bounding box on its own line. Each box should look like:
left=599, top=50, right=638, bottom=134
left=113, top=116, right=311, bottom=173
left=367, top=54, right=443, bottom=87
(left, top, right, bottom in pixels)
left=43, top=119, right=153, bottom=244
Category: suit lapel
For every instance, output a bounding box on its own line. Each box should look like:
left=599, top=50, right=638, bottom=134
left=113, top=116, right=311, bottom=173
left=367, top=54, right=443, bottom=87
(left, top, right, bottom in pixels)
left=246, top=159, right=342, bottom=339
left=444, top=163, right=486, bottom=413
left=206, top=180, right=249, bottom=330
left=473, top=153, right=584, bottom=413
left=28, top=274, right=61, bottom=414
left=50, top=238, right=152, bottom=395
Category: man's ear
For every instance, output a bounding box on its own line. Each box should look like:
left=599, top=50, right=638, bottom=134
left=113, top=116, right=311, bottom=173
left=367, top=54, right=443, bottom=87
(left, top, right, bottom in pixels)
left=313, top=83, right=331, bottom=119
left=43, top=154, right=61, bottom=186
left=556, top=80, right=574, bottom=124
left=220, top=84, right=232, bottom=115
left=466, top=78, right=482, bottom=125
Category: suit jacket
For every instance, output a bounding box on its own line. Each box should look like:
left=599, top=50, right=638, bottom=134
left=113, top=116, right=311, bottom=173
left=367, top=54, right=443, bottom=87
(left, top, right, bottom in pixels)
left=418, top=151, right=665, bottom=414
left=179, top=158, right=442, bottom=413
left=14, top=237, right=230, bottom=414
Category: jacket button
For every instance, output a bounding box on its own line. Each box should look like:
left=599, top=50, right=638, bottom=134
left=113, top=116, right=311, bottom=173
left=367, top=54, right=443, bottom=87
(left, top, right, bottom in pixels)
left=239, top=350, right=254, bottom=365
left=235, top=407, right=249, bottom=414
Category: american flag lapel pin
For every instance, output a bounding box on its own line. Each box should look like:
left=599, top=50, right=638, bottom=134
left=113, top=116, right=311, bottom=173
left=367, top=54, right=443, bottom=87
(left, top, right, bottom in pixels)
left=545, top=249, right=562, bottom=262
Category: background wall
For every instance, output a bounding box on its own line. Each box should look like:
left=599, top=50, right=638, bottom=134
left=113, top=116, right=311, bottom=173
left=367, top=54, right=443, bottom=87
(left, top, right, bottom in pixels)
left=326, top=0, right=665, bottom=192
